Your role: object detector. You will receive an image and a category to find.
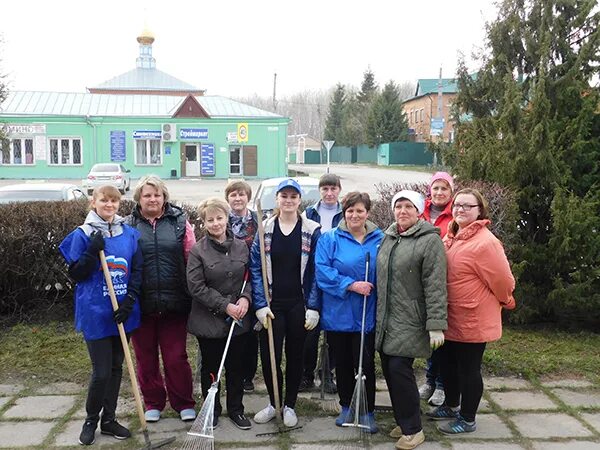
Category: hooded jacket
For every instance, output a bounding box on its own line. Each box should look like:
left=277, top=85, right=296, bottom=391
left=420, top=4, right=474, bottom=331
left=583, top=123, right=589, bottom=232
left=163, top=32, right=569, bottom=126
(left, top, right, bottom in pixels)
left=250, top=214, right=321, bottom=311
left=125, top=203, right=191, bottom=314
left=316, top=219, right=383, bottom=333
left=59, top=210, right=142, bottom=340
left=375, top=219, right=447, bottom=358
left=187, top=231, right=252, bottom=338
left=443, top=219, right=516, bottom=343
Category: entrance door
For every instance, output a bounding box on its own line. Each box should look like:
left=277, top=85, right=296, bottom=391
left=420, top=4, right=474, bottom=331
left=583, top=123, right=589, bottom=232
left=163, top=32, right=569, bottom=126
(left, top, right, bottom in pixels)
left=185, top=144, right=200, bottom=177
left=242, top=145, right=257, bottom=176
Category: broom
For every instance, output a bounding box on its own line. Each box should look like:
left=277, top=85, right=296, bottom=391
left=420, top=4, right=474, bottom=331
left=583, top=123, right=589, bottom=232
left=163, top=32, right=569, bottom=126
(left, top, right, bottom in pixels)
left=181, top=274, right=248, bottom=450
left=342, top=252, right=372, bottom=444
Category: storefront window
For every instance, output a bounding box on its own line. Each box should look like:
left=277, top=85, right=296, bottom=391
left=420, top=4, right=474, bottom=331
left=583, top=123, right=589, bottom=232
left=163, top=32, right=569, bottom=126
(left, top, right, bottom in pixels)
left=48, top=138, right=82, bottom=165
left=0, top=138, right=34, bottom=165
left=136, top=139, right=162, bottom=165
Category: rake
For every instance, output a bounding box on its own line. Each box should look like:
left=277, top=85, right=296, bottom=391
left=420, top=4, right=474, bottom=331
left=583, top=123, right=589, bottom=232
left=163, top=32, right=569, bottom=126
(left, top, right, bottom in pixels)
left=180, top=275, right=248, bottom=450
left=99, top=251, right=175, bottom=449
left=342, top=252, right=372, bottom=444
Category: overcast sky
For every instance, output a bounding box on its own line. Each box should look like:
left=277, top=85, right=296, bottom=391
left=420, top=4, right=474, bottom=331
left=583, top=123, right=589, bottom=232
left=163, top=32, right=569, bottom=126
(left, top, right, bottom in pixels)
left=0, top=0, right=499, bottom=99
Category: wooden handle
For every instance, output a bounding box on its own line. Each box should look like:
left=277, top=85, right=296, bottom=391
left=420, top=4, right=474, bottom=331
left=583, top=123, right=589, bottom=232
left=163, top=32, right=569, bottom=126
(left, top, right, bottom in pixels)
left=99, top=250, right=148, bottom=431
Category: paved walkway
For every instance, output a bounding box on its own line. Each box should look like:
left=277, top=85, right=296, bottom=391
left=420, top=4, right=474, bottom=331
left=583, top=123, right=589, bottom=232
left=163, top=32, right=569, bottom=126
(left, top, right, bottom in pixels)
left=0, top=373, right=599, bottom=449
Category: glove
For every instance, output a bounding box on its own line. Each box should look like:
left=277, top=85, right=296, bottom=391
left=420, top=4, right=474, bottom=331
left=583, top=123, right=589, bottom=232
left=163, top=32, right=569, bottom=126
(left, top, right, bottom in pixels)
left=429, top=330, right=445, bottom=350
left=255, top=307, right=274, bottom=329
left=114, top=295, right=136, bottom=324
left=87, top=231, right=105, bottom=254
left=304, top=309, right=320, bottom=331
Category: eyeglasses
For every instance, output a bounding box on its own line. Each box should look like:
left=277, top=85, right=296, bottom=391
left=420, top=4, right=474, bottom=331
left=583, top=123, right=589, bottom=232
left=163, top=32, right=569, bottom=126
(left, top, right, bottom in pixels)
left=452, top=203, right=479, bottom=211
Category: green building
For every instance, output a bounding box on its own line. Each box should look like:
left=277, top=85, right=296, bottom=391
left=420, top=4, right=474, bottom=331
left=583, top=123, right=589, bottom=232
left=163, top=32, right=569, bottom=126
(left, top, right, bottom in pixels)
left=0, top=30, right=288, bottom=180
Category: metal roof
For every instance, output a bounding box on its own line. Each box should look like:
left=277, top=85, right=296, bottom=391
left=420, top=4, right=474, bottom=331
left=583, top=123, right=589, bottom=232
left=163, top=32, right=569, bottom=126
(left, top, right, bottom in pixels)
left=90, top=67, right=201, bottom=92
left=0, top=91, right=283, bottom=119
left=415, top=78, right=459, bottom=96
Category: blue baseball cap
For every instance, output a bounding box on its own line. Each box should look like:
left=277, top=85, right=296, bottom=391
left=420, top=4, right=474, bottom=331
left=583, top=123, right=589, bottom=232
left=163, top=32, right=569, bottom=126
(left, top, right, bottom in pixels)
left=276, top=178, right=302, bottom=195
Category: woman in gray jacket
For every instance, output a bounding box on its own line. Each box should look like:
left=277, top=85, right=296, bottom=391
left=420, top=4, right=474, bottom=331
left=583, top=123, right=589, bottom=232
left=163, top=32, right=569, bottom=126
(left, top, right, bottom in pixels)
left=376, top=190, right=447, bottom=450
left=187, top=198, right=253, bottom=430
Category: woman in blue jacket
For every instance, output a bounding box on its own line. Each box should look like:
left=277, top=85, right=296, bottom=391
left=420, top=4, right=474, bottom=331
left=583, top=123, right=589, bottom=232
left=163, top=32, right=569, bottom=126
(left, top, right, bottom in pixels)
left=315, top=191, right=383, bottom=433
left=59, top=185, right=142, bottom=446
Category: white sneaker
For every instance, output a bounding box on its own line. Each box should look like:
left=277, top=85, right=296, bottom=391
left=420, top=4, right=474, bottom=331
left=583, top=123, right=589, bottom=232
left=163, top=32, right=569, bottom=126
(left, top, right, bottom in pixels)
left=254, top=404, right=276, bottom=424
left=428, top=388, right=445, bottom=406
left=283, top=406, right=298, bottom=427
left=418, top=383, right=435, bottom=400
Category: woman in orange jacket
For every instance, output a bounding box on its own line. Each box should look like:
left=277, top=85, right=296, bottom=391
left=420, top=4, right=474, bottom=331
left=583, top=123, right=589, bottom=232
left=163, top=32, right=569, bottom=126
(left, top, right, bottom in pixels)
left=427, top=188, right=515, bottom=435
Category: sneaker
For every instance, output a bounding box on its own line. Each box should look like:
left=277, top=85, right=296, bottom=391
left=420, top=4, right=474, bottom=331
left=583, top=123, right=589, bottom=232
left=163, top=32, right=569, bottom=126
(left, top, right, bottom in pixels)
left=360, top=412, right=378, bottom=434
left=283, top=406, right=298, bottom=427
left=144, top=409, right=161, bottom=422
left=418, top=383, right=435, bottom=400
left=323, top=378, right=338, bottom=394
left=254, top=404, right=276, bottom=424
left=428, top=388, right=445, bottom=406
left=389, top=425, right=403, bottom=439
left=425, top=405, right=460, bottom=421
left=335, top=406, right=351, bottom=427
left=230, top=413, right=252, bottom=430
left=298, top=377, right=315, bottom=392
left=395, top=430, right=425, bottom=449
left=180, top=408, right=196, bottom=421
left=100, top=420, right=131, bottom=440
left=243, top=380, right=255, bottom=392
left=78, top=420, right=96, bottom=446
left=438, top=417, right=476, bottom=434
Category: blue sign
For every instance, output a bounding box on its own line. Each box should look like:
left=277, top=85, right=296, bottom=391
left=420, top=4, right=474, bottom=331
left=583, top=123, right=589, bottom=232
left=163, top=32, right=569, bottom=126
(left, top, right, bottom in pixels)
left=430, top=118, right=445, bottom=136
left=180, top=128, right=209, bottom=140
left=133, top=130, right=161, bottom=139
left=165, top=146, right=171, bottom=155
left=201, top=143, right=215, bottom=176
left=110, top=131, right=126, bottom=162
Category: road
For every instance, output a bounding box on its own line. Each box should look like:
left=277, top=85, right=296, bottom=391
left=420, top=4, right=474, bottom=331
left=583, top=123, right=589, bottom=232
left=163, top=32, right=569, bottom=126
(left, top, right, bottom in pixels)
left=0, top=164, right=432, bottom=204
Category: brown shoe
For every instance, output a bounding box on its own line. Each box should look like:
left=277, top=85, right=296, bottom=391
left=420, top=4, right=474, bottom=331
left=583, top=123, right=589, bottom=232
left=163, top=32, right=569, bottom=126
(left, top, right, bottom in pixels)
left=395, top=430, right=425, bottom=449
left=389, top=425, right=403, bottom=439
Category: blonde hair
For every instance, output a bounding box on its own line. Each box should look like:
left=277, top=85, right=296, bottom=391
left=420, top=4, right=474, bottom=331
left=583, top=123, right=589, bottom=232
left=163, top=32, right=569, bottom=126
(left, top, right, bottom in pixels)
left=197, top=197, right=230, bottom=221
left=92, top=185, right=121, bottom=201
left=133, top=175, right=170, bottom=203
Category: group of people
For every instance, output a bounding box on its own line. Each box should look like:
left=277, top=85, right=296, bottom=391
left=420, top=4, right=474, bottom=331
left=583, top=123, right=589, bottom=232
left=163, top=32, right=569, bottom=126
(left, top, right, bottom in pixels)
left=60, top=170, right=515, bottom=450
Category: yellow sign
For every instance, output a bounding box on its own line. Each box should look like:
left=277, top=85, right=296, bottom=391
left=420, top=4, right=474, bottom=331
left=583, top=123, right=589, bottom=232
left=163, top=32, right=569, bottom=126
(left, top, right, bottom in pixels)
left=237, top=123, right=249, bottom=143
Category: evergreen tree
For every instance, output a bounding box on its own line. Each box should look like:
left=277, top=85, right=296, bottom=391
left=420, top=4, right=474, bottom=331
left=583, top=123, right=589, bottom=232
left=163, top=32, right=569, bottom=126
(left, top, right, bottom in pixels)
left=366, top=81, right=408, bottom=146
left=451, top=0, right=600, bottom=326
left=340, top=94, right=365, bottom=147
left=357, top=68, right=378, bottom=105
left=323, top=83, right=346, bottom=143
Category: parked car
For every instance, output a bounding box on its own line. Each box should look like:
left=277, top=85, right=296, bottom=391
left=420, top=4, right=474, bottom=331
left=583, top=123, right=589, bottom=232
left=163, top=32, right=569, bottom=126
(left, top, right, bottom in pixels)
left=0, top=183, right=87, bottom=204
left=250, top=176, right=321, bottom=218
left=82, top=163, right=131, bottom=195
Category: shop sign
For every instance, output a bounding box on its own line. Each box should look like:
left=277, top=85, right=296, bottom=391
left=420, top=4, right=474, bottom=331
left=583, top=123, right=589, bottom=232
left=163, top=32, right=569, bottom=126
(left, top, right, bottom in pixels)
left=6, top=124, right=46, bottom=135
left=110, top=131, right=126, bottom=162
left=180, top=128, right=209, bottom=140
left=237, top=123, right=248, bottom=142
left=133, top=130, right=161, bottom=139
left=201, top=143, right=215, bottom=176
left=226, top=132, right=238, bottom=143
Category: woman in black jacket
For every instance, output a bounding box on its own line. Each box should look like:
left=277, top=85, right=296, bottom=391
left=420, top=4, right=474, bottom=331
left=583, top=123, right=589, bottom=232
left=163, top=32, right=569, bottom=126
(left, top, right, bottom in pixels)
left=187, top=197, right=253, bottom=430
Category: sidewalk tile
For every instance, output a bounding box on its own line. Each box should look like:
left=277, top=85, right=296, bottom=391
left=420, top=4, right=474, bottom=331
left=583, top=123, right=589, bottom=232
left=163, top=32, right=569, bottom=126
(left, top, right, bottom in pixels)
left=294, top=417, right=364, bottom=442
left=53, top=419, right=130, bottom=447
left=375, top=390, right=392, bottom=407
left=0, top=384, right=23, bottom=396
left=488, top=391, right=558, bottom=410
left=485, top=377, right=532, bottom=390
left=0, top=420, right=55, bottom=447
left=531, top=441, right=600, bottom=449
left=33, top=381, right=85, bottom=395
left=0, top=398, right=10, bottom=410
left=512, top=413, right=593, bottom=438
left=541, top=379, right=595, bottom=389
left=552, top=388, right=600, bottom=408
left=73, top=396, right=136, bottom=419
left=441, top=413, right=512, bottom=439
left=3, top=395, right=77, bottom=419
left=452, top=444, right=525, bottom=450
left=581, top=413, right=600, bottom=433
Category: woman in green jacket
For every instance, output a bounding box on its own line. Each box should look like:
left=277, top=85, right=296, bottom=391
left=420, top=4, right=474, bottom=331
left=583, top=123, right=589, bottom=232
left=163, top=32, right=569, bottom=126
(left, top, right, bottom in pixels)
left=376, top=190, right=447, bottom=450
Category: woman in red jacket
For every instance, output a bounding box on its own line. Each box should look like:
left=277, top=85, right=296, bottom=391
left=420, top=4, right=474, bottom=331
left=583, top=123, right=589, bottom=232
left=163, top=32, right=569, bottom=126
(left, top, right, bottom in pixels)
left=427, top=188, right=515, bottom=435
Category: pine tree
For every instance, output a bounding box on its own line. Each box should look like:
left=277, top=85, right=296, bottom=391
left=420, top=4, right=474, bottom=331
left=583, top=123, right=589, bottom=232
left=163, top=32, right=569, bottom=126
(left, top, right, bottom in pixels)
left=323, top=83, right=346, bottom=143
left=366, top=81, right=408, bottom=146
left=357, top=68, right=378, bottom=105
left=451, top=0, right=600, bottom=326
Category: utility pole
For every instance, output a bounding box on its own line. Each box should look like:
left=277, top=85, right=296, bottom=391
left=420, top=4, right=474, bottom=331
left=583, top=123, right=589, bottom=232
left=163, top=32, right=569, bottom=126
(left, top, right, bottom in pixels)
left=273, top=72, right=277, bottom=112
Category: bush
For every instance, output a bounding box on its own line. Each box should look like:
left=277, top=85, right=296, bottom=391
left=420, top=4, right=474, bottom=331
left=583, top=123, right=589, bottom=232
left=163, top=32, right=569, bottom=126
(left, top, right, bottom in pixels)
left=0, top=200, right=203, bottom=322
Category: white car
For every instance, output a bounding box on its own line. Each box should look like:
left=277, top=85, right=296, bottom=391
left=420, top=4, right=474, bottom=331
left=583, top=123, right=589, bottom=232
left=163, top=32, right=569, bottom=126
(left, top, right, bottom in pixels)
left=250, top=176, right=321, bottom=218
left=0, top=183, right=87, bottom=204
left=83, top=163, right=131, bottom=195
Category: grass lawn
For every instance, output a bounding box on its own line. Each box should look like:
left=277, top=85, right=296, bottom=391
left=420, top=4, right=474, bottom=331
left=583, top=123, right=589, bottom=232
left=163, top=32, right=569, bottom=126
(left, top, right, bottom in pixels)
left=0, top=322, right=598, bottom=386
